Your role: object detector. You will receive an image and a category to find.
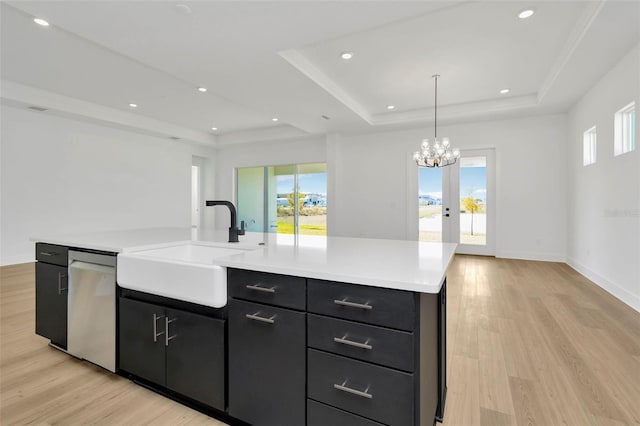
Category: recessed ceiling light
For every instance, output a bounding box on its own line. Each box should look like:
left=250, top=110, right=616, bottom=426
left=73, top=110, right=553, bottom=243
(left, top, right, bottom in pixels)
left=33, top=18, right=49, bottom=26
left=272, top=118, right=279, bottom=122
left=211, top=127, right=218, bottom=131
left=340, top=51, right=354, bottom=60
left=499, top=88, right=510, bottom=94
left=129, top=103, right=138, bottom=108
left=518, top=9, right=535, bottom=19
left=198, top=87, right=207, bottom=92
left=386, top=105, right=396, bottom=110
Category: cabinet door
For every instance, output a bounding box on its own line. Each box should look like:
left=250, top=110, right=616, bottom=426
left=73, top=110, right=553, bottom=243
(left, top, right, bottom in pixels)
left=165, top=308, right=225, bottom=411
left=118, top=298, right=165, bottom=385
left=228, top=299, right=306, bottom=426
left=35, top=262, right=68, bottom=348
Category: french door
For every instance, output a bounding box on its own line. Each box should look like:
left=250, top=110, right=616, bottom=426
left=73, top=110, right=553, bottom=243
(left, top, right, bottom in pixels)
left=418, top=149, right=495, bottom=256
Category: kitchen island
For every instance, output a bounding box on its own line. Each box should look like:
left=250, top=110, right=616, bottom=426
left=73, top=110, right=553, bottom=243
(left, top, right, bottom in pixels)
left=33, top=228, right=456, bottom=426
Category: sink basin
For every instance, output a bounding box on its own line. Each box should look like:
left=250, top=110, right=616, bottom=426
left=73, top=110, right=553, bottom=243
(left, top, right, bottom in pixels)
left=117, top=242, right=253, bottom=308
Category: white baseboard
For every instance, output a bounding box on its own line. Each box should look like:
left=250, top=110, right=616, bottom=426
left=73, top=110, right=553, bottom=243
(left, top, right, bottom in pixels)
left=496, top=251, right=566, bottom=262
left=567, top=257, right=640, bottom=313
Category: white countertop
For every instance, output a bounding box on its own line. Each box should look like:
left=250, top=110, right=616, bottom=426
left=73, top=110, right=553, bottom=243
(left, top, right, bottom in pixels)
left=33, top=228, right=457, bottom=293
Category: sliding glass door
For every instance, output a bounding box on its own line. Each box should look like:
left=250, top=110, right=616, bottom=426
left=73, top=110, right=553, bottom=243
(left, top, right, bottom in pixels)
left=237, top=163, right=327, bottom=236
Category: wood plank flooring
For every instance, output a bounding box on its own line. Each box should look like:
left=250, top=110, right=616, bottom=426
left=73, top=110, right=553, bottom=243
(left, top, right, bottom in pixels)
left=443, top=256, right=640, bottom=426
left=1, top=256, right=639, bottom=425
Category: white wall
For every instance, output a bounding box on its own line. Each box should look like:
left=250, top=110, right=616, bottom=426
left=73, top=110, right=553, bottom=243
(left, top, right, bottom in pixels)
left=215, top=115, right=567, bottom=261
left=329, top=115, right=567, bottom=261
left=566, top=45, right=640, bottom=311
left=0, top=105, right=216, bottom=265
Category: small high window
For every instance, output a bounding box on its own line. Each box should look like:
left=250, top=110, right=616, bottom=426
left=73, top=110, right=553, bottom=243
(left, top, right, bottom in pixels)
left=583, top=126, right=597, bottom=166
left=614, top=102, right=635, bottom=156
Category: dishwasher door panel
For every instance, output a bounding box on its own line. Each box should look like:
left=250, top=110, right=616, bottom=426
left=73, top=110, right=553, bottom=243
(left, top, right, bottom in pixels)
left=68, top=258, right=116, bottom=372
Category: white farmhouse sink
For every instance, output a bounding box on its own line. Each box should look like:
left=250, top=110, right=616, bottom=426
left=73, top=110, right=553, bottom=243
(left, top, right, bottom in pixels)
left=117, top=242, right=252, bottom=308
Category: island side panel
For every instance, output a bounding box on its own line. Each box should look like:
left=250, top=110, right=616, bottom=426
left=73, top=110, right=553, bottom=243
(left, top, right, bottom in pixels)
left=418, top=289, right=439, bottom=425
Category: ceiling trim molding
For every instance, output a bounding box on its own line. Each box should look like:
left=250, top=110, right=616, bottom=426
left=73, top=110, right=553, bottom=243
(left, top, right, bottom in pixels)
left=278, top=48, right=373, bottom=125
left=1, top=80, right=216, bottom=146
left=216, top=123, right=311, bottom=146
left=370, top=94, right=539, bottom=126
left=537, top=0, right=606, bottom=103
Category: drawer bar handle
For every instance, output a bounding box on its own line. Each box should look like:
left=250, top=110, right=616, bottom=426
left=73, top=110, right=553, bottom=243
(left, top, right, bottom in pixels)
left=334, top=381, right=373, bottom=399
left=39, top=251, right=55, bottom=257
left=246, top=284, right=276, bottom=293
left=153, top=314, right=165, bottom=342
left=334, top=299, right=373, bottom=310
left=246, top=312, right=276, bottom=324
left=334, top=336, right=373, bottom=350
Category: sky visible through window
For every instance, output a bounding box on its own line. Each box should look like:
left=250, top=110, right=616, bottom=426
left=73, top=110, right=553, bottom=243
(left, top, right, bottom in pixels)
left=419, top=166, right=487, bottom=202
left=277, top=173, right=327, bottom=194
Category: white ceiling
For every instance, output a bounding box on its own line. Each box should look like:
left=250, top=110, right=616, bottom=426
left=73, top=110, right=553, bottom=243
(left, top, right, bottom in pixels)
left=1, top=1, right=639, bottom=146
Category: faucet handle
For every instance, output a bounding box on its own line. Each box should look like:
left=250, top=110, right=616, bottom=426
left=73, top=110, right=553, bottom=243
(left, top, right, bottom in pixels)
left=239, top=220, right=246, bottom=236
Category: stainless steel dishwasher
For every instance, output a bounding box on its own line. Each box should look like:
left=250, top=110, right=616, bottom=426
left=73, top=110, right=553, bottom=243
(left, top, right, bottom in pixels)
left=68, top=250, right=116, bottom=372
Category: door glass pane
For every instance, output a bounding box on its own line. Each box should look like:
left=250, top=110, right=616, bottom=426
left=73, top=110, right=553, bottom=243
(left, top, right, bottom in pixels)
left=297, top=163, right=327, bottom=236
left=418, top=167, right=443, bottom=242
left=459, top=156, right=487, bottom=245
left=237, top=167, right=265, bottom=232
left=272, top=165, right=296, bottom=234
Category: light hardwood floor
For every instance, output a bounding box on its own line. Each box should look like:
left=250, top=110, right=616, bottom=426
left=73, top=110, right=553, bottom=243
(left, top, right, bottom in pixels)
left=1, top=257, right=639, bottom=425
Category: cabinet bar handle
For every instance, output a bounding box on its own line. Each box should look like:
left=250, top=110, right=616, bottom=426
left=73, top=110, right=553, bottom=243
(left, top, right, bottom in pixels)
left=165, top=317, right=177, bottom=346
left=57, top=273, right=67, bottom=295
left=334, top=381, right=373, bottom=399
left=245, top=312, right=275, bottom=324
left=153, top=314, right=165, bottom=342
left=245, top=284, right=276, bottom=293
left=39, top=251, right=54, bottom=257
left=334, top=336, right=373, bottom=350
left=334, top=299, right=373, bottom=310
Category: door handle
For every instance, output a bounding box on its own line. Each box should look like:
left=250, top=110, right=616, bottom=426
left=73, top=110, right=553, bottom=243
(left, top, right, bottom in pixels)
left=245, top=312, right=276, bottom=324
left=57, top=273, right=67, bottom=295
left=165, top=317, right=177, bottom=346
left=153, top=314, right=165, bottom=342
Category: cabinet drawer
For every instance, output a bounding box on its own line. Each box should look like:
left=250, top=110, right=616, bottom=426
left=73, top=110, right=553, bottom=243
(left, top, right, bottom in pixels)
left=308, top=399, right=384, bottom=426
left=229, top=268, right=305, bottom=310
left=308, top=349, right=414, bottom=426
left=308, top=314, right=414, bottom=372
left=36, top=243, right=69, bottom=266
left=308, top=280, right=415, bottom=331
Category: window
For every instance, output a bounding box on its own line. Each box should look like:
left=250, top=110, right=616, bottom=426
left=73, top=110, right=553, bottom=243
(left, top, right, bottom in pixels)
left=237, top=163, right=327, bottom=236
left=583, top=126, right=597, bottom=166
left=614, top=102, right=635, bottom=156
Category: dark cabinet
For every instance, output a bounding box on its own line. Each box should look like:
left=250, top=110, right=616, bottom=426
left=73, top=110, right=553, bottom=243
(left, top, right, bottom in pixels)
left=35, top=243, right=69, bottom=349
left=307, top=278, right=445, bottom=425
left=227, top=267, right=307, bottom=426
left=118, top=297, right=225, bottom=410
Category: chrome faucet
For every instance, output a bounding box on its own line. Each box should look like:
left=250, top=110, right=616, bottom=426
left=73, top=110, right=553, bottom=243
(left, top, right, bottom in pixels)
left=205, top=200, right=245, bottom=242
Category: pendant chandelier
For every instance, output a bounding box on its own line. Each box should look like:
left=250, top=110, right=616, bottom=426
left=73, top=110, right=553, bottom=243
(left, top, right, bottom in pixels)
left=413, top=74, right=460, bottom=167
